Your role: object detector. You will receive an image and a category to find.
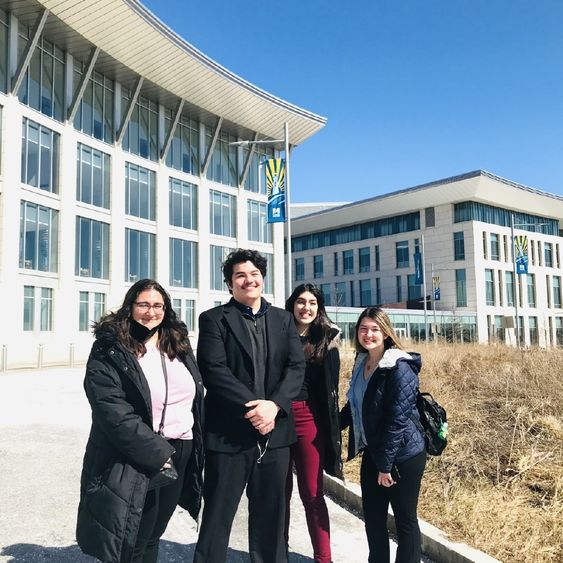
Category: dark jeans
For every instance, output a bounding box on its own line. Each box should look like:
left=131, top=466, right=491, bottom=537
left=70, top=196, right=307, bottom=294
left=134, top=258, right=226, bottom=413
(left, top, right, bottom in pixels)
left=285, top=400, right=331, bottom=563
left=194, top=444, right=290, bottom=563
left=131, top=438, right=193, bottom=563
left=360, top=449, right=426, bottom=563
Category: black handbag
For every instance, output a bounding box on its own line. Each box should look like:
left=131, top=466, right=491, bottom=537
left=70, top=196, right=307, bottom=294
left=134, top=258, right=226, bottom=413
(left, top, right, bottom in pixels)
left=147, top=352, right=179, bottom=490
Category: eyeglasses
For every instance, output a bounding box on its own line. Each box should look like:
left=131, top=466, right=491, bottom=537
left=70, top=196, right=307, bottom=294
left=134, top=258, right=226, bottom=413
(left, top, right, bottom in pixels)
left=134, top=302, right=165, bottom=312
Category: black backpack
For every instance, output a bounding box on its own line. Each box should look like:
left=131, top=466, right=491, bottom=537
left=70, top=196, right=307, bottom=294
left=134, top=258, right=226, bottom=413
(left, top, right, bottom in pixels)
left=411, top=392, right=448, bottom=456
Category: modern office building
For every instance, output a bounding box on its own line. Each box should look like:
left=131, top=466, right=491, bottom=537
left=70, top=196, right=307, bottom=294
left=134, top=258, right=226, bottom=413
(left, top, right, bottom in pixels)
left=0, top=0, right=325, bottom=368
left=291, top=170, right=563, bottom=347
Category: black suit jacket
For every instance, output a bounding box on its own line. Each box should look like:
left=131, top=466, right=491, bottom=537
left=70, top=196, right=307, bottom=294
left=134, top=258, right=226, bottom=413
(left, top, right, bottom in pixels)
left=197, top=299, right=305, bottom=452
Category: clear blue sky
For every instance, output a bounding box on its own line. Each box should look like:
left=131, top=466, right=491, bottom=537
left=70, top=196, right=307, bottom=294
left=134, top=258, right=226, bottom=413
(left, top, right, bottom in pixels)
left=143, top=0, right=563, bottom=203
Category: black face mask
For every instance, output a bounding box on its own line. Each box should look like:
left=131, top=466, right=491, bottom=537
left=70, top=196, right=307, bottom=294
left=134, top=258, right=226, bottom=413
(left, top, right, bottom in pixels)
left=130, top=319, right=161, bottom=343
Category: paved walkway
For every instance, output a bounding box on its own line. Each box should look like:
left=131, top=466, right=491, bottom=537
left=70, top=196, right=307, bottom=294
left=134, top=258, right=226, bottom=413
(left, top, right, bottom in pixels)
left=0, top=367, right=414, bottom=562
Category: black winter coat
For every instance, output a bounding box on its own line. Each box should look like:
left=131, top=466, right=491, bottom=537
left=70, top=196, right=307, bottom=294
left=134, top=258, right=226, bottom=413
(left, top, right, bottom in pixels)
left=309, top=328, right=343, bottom=479
left=342, top=349, right=425, bottom=473
left=76, top=329, right=205, bottom=563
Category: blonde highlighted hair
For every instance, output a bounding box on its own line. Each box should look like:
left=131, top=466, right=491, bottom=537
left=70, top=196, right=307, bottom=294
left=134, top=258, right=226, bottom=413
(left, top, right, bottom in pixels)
left=354, top=306, right=404, bottom=353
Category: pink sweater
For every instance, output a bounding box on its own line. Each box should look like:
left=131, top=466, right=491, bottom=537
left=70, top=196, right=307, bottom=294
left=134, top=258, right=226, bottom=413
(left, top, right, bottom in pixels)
left=138, top=341, right=195, bottom=440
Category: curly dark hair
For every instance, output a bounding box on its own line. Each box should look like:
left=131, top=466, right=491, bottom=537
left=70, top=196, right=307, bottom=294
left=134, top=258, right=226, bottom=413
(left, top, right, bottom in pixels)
left=93, top=279, right=192, bottom=359
left=285, top=283, right=336, bottom=364
left=222, top=248, right=267, bottom=291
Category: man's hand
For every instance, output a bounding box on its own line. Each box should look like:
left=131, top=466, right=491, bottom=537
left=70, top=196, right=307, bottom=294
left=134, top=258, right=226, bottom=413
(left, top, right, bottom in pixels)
left=244, top=400, right=280, bottom=435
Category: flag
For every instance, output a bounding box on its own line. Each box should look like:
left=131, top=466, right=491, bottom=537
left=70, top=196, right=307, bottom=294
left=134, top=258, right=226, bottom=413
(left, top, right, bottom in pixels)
left=265, top=158, right=286, bottom=223
left=414, top=251, right=423, bottom=284
left=433, top=276, right=440, bottom=301
left=514, top=235, right=528, bottom=275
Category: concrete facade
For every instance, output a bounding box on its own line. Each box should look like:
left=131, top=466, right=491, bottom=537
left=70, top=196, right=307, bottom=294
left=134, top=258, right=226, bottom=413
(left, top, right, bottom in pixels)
left=290, top=171, right=563, bottom=347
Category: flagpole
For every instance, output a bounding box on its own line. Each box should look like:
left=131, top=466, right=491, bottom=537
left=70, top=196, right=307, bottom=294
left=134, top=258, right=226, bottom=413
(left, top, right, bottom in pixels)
left=284, top=122, right=292, bottom=297
left=422, top=234, right=428, bottom=341
left=511, top=213, right=520, bottom=347
left=432, top=263, right=437, bottom=338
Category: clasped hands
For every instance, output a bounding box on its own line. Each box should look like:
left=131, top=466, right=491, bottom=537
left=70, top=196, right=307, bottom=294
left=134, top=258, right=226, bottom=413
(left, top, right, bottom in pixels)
left=244, top=399, right=280, bottom=435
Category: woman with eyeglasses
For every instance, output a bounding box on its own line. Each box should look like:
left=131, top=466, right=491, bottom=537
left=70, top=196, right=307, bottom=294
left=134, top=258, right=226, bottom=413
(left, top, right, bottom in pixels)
left=284, top=283, right=343, bottom=563
left=77, top=279, right=204, bottom=563
left=341, top=307, right=425, bottom=563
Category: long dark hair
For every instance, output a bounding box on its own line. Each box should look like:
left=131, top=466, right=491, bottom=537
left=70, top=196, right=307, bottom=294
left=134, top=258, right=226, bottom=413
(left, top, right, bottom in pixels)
left=94, top=279, right=192, bottom=360
left=285, top=283, right=336, bottom=364
left=353, top=306, right=404, bottom=354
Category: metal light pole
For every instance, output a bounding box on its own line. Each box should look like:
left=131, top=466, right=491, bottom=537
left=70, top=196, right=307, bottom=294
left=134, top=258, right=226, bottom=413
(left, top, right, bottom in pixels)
left=230, top=123, right=292, bottom=297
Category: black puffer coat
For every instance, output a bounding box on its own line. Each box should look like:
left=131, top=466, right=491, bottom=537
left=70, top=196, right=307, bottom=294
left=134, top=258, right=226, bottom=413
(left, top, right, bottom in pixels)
left=313, top=327, right=343, bottom=479
left=76, top=328, right=204, bottom=563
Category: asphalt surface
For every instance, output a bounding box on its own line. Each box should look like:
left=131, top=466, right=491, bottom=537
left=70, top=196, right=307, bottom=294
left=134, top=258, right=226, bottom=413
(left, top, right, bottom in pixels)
left=0, top=367, right=409, bottom=562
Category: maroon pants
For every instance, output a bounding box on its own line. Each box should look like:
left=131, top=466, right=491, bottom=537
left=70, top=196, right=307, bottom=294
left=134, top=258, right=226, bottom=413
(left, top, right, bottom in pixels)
left=285, top=400, right=331, bottom=563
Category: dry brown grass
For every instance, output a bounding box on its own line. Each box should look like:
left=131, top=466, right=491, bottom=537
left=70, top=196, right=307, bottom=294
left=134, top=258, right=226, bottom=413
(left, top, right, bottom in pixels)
left=338, top=343, right=563, bottom=563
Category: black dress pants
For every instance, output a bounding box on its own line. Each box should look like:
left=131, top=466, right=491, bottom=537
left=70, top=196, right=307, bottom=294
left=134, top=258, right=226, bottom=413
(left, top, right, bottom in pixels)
left=194, top=444, right=290, bottom=563
left=131, top=438, right=193, bottom=563
left=360, top=449, right=426, bottom=563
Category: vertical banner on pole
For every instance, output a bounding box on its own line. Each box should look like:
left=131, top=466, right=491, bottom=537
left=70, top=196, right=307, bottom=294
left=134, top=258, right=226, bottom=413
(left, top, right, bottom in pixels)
left=514, top=235, right=528, bottom=274
left=265, top=158, right=286, bottom=223
left=414, top=251, right=424, bottom=284
left=433, top=276, right=441, bottom=301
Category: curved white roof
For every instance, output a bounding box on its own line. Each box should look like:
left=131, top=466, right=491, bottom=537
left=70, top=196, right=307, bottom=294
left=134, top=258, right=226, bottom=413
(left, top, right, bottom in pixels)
left=11, top=0, right=326, bottom=145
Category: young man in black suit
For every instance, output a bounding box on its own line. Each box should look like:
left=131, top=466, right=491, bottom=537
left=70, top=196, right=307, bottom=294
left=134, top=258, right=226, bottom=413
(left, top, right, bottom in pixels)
left=194, top=249, right=305, bottom=563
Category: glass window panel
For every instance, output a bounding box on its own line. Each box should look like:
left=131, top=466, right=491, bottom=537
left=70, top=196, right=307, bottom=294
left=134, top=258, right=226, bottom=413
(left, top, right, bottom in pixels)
left=23, top=286, right=35, bottom=331
left=40, top=287, right=53, bottom=331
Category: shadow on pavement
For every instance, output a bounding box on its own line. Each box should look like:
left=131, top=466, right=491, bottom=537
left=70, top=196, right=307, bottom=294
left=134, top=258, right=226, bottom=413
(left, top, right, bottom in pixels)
left=0, top=541, right=314, bottom=562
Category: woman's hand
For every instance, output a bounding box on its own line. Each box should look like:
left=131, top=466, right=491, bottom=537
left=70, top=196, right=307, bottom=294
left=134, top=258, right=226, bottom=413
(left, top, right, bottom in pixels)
left=161, top=457, right=172, bottom=470
left=378, top=471, right=395, bottom=487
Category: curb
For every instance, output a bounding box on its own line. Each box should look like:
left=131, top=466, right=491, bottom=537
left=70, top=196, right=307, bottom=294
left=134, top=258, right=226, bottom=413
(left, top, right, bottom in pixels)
left=323, top=474, right=501, bottom=563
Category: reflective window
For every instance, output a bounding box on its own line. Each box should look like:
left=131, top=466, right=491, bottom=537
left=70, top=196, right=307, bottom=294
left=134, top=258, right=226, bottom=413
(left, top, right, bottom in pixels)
left=244, top=144, right=274, bottom=193
left=172, top=298, right=196, bottom=332
left=544, top=242, right=553, bottom=268
left=527, top=274, right=536, bottom=308
left=553, top=276, right=562, bottom=309
left=396, top=241, right=409, bottom=268
left=396, top=276, right=402, bottom=302
left=555, top=317, right=563, bottom=346
left=165, top=110, right=199, bottom=175
left=206, top=129, right=238, bottom=187
left=313, top=255, right=324, bottom=279
left=19, top=201, right=58, bottom=272
left=292, top=212, right=420, bottom=252
left=375, top=245, right=380, bottom=271
left=210, top=245, right=234, bottom=290
left=73, top=63, right=114, bottom=143
left=360, top=279, right=371, bottom=307
left=454, top=231, right=465, bottom=260
left=455, top=269, right=467, bottom=307
left=295, top=257, right=304, bottom=281
left=335, top=282, right=347, bottom=306
left=247, top=200, right=272, bottom=243
left=122, top=93, right=158, bottom=161
left=484, top=269, right=495, bottom=306
left=425, top=207, right=435, bottom=227
left=334, top=252, right=338, bottom=276
left=407, top=274, right=422, bottom=301
left=75, top=216, right=110, bottom=279
left=263, top=252, right=274, bottom=295
left=23, top=286, right=53, bottom=331
left=505, top=271, right=514, bottom=307
left=375, top=278, right=381, bottom=305
left=321, top=283, right=331, bottom=306
left=169, top=178, right=197, bottom=230
left=359, top=247, right=370, bottom=272
left=209, top=190, right=236, bottom=237
left=529, top=316, right=538, bottom=346
left=76, top=144, right=110, bottom=208
left=21, top=118, right=59, bottom=193
left=125, top=162, right=155, bottom=220
left=343, top=250, right=354, bottom=274
left=17, top=30, right=65, bottom=121
left=490, top=233, right=500, bottom=261
left=79, top=291, right=106, bottom=332
left=169, top=238, right=197, bottom=288
left=125, top=228, right=155, bottom=282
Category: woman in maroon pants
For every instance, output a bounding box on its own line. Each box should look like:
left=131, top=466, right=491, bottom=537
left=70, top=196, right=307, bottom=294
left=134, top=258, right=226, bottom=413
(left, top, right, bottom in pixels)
left=284, top=283, right=343, bottom=563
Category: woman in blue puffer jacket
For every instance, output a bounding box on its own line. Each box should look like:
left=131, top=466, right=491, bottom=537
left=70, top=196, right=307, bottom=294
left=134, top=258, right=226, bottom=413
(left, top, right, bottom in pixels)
left=341, top=307, right=426, bottom=563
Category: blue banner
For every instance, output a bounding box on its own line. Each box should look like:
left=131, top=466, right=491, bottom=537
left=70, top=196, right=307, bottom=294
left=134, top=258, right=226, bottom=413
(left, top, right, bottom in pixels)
left=433, top=276, right=441, bottom=301
left=514, top=235, right=528, bottom=275
left=414, top=252, right=423, bottom=285
left=265, top=158, right=286, bottom=223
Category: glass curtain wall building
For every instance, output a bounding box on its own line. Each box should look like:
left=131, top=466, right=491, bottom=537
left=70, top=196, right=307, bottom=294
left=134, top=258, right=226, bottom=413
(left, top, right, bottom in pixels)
left=0, top=0, right=326, bottom=368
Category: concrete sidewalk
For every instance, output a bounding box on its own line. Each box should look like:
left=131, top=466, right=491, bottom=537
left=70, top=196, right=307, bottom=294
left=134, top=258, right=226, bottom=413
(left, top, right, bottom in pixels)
left=0, top=367, right=400, bottom=562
